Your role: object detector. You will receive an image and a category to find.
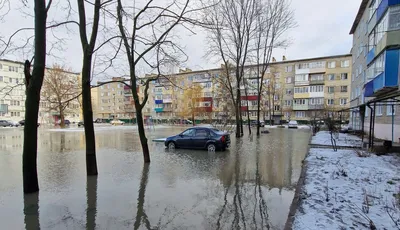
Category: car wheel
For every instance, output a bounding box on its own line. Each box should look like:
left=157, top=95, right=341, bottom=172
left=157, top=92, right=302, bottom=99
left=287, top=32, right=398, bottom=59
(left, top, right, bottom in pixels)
left=207, top=143, right=216, bottom=152
left=168, top=142, right=176, bottom=149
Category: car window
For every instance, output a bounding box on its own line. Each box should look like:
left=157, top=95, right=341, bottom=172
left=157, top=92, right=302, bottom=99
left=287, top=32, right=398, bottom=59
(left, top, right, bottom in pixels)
left=182, top=129, right=195, bottom=137
left=195, top=129, right=209, bottom=137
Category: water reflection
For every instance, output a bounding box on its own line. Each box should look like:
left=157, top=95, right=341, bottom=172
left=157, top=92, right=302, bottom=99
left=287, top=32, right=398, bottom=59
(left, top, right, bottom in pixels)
left=134, top=164, right=150, bottom=230
left=0, top=127, right=310, bottom=230
left=23, top=193, right=40, bottom=230
left=86, top=176, right=98, bottom=230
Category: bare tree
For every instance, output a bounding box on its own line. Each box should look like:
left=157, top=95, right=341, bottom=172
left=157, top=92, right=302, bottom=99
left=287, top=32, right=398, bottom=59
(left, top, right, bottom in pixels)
left=76, top=0, right=114, bottom=175
left=253, top=0, right=295, bottom=135
left=22, top=0, right=52, bottom=193
left=115, top=0, right=200, bottom=162
left=205, top=0, right=259, bottom=138
left=41, top=65, right=81, bottom=127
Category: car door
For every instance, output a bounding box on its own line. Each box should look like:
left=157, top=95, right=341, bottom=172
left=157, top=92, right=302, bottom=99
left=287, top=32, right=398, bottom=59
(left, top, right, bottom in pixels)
left=176, top=129, right=195, bottom=148
left=193, top=129, right=210, bottom=149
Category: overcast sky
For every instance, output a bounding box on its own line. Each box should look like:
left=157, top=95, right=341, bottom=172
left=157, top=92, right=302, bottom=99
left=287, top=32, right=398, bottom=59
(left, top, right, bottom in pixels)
left=0, top=0, right=361, bottom=77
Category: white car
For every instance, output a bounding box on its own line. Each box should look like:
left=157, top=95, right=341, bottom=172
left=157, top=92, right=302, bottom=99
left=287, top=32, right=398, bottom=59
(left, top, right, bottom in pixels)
left=6, top=121, right=20, bottom=127
left=110, top=120, right=124, bottom=126
left=288, top=120, right=298, bottom=129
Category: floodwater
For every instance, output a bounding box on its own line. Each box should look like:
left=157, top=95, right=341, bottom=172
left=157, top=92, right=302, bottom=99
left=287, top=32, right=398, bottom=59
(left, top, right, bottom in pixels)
left=0, top=125, right=311, bottom=230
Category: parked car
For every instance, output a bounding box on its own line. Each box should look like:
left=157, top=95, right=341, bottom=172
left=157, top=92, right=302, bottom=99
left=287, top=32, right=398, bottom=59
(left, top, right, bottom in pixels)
left=78, top=121, right=84, bottom=127
left=7, top=120, right=20, bottom=127
left=110, top=119, right=124, bottom=126
left=94, top=118, right=107, bottom=123
left=0, top=120, right=12, bottom=127
left=250, top=120, right=265, bottom=127
left=165, top=127, right=230, bottom=151
left=181, top=119, right=193, bottom=124
left=18, top=120, right=40, bottom=127
left=288, top=120, right=298, bottom=129
left=57, top=120, right=70, bottom=125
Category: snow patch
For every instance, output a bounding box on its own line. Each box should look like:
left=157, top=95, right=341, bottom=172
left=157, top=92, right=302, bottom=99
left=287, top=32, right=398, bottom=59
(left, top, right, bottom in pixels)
left=293, top=148, right=400, bottom=229
left=311, top=131, right=362, bottom=147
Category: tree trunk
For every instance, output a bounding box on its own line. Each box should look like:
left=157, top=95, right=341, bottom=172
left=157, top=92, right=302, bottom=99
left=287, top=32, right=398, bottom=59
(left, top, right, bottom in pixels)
left=136, top=106, right=150, bottom=163
left=59, top=106, right=65, bottom=128
left=22, top=0, right=47, bottom=194
left=82, top=57, right=98, bottom=176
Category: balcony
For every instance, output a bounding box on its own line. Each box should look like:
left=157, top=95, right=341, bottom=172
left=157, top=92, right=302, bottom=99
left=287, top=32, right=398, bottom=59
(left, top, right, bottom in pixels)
left=367, top=48, right=375, bottom=65
left=240, top=95, right=259, bottom=101
left=364, top=49, right=399, bottom=97
left=155, top=100, right=163, bottom=104
left=308, top=104, right=324, bottom=110
left=309, top=80, right=324, bottom=85
left=195, top=107, right=212, bottom=112
left=294, top=80, right=309, bottom=86
left=293, top=92, right=309, bottom=99
left=293, top=104, right=309, bottom=110
left=376, top=30, right=400, bottom=57
left=163, top=98, right=173, bottom=103
left=154, top=108, right=164, bottom=113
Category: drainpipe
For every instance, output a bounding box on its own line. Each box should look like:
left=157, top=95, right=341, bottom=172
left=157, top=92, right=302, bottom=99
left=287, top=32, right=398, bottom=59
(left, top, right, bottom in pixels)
left=367, top=103, right=373, bottom=149
left=391, top=104, right=394, bottom=143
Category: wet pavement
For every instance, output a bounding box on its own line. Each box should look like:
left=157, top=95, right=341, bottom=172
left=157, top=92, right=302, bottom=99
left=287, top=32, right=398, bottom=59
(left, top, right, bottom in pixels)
left=0, top=125, right=311, bottom=229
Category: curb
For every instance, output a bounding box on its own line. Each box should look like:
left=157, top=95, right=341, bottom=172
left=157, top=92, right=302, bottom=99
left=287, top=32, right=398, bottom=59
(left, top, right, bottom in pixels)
left=283, top=133, right=312, bottom=230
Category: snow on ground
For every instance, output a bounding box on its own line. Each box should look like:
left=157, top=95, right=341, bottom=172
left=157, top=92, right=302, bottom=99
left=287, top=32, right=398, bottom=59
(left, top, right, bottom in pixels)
left=311, top=131, right=362, bottom=147
left=293, top=148, right=400, bottom=230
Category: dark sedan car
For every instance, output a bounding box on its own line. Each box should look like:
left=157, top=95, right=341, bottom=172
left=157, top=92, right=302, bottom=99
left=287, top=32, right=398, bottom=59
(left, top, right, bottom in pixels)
left=165, top=127, right=230, bottom=151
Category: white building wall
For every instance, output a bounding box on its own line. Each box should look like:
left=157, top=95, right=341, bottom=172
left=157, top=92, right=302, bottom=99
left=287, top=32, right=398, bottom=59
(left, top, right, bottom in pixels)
left=0, top=60, right=26, bottom=122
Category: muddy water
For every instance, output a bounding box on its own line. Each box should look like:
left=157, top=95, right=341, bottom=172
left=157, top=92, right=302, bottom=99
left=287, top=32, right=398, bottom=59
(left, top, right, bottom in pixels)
left=0, top=125, right=310, bottom=229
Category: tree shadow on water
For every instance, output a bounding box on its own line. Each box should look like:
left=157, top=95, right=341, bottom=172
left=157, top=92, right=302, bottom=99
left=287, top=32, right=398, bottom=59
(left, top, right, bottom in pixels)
left=23, top=192, right=40, bottom=230
left=214, top=138, right=271, bottom=230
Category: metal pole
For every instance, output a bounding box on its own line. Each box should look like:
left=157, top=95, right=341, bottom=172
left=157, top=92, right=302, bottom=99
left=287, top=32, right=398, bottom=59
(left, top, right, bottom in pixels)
left=392, top=104, right=394, bottom=143
left=372, top=102, right=376, bottom=149
left=368, top=104, right=373, bottom=148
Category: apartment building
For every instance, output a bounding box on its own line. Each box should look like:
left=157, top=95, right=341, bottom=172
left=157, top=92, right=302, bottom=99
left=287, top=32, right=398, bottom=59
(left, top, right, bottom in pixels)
left=0, top=59, right=25, bottom=122
left=143, top=54, right=352, bottom=123
left=96, top=77, right=141, bottom=120
left=350, top=0, right=400, bottom=143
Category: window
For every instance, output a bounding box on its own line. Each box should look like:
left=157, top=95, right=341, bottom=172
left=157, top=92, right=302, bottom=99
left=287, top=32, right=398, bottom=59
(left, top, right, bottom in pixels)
left=274, top=95, right=279, bottom=101
left=328, top=61, right=336, bottom=68
left=387, top=104, right=396, bottom=116
left=309, top=98, right=324, bottom=105
left=375, top=105, right=383, bottom=116
left=0, top=76, right=3, bottom=82
left=296, top=111, right=306, bottom=118
left=285, top=66, right=293, bottom=72
left=341, top=86, right=348, bottom=92
left=9, top=78, right=12, bottom=83
left=294, top=87, right=308, bottom=93
left=388, top=5, right=400, bottom=31
left=328, top=86, right=335, bottom=93
left=340, top=98, right=347, bottom=105
left=284, top=100, right=292, bottom=106
left=285, top=77, right=292, bottom=83
left=327, top=99, right=335, bottom=105
left=294, top=99, right=307, bottom=105
left=286, top=89, right=292, bottom=95
left=310, top=85, right=324, bottom=92
left=341, top=73, right=348, bottom=80
left=376, top=12, right=388, bottom=44
left=310, top=74, right=324, bottom=81
left=0, top=64, right=2, bottom=69
left=341, top=60, right=350, bottom=68
left=274, top=105, right=280, bottom=111
left=369, top=33, right=375, bottom=51
left=195, top=129, right=209, bottom=137
left=295, top=74, right=308, bottom=81
left=328, top=74, right=335, bottom=81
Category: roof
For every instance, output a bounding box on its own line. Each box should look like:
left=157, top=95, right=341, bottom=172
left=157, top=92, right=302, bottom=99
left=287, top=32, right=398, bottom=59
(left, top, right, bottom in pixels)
left=350, top=0, right=369, bottom=34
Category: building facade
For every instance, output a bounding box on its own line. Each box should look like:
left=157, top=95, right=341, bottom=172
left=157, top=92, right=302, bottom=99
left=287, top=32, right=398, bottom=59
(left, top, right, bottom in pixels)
left=350, top=0, right=400, bottom=143
left=144, top=54, right=352, bottom=123
left=96, top=77, right=141, bottom=120
left=0, top=59, right=25, bottom=122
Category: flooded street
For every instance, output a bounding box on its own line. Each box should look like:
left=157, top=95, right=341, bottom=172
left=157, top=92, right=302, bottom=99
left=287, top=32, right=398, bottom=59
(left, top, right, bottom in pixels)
left=0, top=125, right=311, bottom=229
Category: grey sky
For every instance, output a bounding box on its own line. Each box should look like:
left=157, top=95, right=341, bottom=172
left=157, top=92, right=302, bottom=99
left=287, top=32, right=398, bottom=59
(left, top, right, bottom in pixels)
left=0, top=0, right=361, bottom=77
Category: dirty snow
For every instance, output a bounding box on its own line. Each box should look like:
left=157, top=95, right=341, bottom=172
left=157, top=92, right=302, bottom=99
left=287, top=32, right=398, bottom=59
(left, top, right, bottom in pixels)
left=293, top=147, right=400, bottom=230
left=311, top=131, right=362, bottom=147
